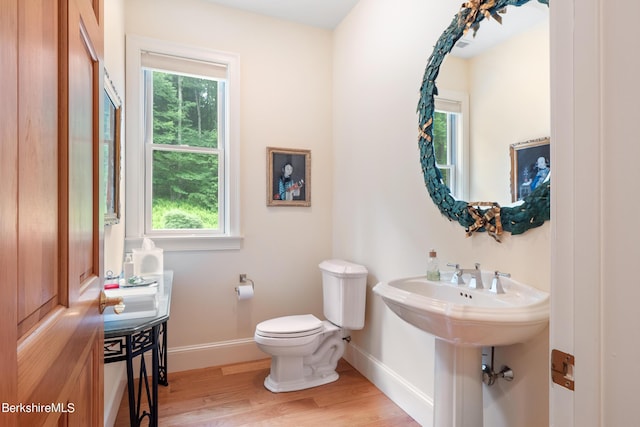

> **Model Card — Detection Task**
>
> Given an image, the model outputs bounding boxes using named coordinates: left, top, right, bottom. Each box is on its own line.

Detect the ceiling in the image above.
left=451, top=1, right=548, bottom=58
left=203, top=1, right=547, bottom=52
left=205, top=0, right=361, bottom=29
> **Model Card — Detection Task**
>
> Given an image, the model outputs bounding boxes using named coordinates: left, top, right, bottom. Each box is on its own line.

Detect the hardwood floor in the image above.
left=114, top=358, right=420, bottom=426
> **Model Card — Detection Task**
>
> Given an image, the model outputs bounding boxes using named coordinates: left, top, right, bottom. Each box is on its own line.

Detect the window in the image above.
left=143, top=63, right=224, bottom=234
left=126, top=36, right=240, bottom=250
left=432, top=92, right=469, bottom=200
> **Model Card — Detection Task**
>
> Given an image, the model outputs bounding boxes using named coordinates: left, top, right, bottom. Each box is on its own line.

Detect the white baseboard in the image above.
left=168, top=337, right=267, bottom=372
left=343, top=343, right=434, bottom=427
left=104, top=362, right=127, bottom=427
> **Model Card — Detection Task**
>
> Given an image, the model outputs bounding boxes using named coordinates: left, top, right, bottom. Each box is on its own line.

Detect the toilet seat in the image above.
left=255, top=314, right=323, bottom=339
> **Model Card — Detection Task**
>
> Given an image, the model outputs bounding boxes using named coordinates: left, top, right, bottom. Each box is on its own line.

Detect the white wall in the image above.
left=333, top=1, right=550, bottom=426
left=601, top=1, right=640, bottom=422
left=103, top=2, right=127, bottom=426
left=123, top=0, right=334, bottom=370
left=103, top=1, right=126, bottom=274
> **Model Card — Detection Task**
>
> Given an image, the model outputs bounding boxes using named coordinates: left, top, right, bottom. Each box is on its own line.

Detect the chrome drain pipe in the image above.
left=482, top=346, right=514, bottom=386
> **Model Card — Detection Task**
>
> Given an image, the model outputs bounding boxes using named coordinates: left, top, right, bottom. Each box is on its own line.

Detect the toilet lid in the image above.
left=256, top=314, right=323, bottom=338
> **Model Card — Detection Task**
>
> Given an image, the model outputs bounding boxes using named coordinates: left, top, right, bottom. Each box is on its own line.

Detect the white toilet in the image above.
left=254, top=259, right=368, bottom=393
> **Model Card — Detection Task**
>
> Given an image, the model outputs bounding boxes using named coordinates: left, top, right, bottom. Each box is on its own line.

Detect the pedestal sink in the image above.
left=373, top=272, right=549, bottom=427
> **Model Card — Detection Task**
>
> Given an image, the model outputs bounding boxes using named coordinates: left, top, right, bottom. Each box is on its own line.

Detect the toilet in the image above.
left=254, top=259, right=368, bottom=392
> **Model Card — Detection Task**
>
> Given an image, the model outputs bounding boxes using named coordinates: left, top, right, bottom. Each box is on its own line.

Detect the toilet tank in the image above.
left=319, top=259, right=368, bottom=330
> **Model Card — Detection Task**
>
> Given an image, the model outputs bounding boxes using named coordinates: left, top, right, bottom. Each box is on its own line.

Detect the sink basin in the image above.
left=373, top=272, right=549, bottom=346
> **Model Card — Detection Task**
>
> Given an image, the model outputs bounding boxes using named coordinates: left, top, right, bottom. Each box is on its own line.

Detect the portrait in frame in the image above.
left=104, top=71, right=122, bottom=225
left=510, top=137, right=550, bottom=202
left=267, top=147, right=311, bottom=207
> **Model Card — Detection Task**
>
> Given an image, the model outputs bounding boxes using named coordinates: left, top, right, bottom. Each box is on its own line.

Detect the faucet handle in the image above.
left=446, top=263, right=464, bottom=285
left=490, top=271, right=510, bottom=294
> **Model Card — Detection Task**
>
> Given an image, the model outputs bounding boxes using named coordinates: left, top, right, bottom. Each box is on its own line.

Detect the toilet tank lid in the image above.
left=319, top=259, right=368, bottom=277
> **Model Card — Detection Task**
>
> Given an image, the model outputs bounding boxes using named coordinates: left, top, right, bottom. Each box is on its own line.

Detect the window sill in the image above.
left=125, top=235, right=243, bottom=252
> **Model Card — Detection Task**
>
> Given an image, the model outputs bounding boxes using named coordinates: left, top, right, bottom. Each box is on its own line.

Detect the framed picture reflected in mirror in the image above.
left=510, top=137, right=550, bottom=202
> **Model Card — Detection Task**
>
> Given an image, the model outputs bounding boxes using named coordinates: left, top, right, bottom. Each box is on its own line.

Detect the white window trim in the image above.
left=125, top=35, right=241, bottom=251
left=435, top=89, right=469, bottom=201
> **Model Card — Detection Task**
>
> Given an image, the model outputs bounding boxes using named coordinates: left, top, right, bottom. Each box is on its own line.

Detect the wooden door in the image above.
left=0, top=0, right=105, bottom=425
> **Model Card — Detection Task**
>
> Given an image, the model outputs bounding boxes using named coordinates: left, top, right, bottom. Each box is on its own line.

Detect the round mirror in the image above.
left=418, top=0, right=550, bottom=239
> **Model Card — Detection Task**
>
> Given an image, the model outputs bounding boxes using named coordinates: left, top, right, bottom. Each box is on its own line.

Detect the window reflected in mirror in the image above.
left=434, top=93, right=469, bottom=200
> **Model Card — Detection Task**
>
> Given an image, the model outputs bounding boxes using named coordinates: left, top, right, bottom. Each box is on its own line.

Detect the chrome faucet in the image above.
left=467, top=263, right=484, bottom=289
left=490, top=271, right=510, bottom=294
left=446, top=263, right=483, bottom=288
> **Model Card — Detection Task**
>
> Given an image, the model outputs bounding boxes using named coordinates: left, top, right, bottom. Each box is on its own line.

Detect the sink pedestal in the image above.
left=434, top=340, right=483, bottom=427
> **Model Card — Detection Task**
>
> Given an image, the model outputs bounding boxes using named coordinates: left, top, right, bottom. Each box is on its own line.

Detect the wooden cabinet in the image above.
left=0, top=0, right=105, bottom=424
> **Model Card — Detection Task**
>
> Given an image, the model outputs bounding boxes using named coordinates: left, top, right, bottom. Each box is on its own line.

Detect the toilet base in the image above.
left=264, top=371, right=339, bottom=393
left=259, top=326, right=345, bottom=393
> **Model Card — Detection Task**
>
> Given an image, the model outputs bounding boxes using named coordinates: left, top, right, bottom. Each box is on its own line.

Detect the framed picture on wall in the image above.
left=267, top=147, right=311, bottom=207
left=104, top=71, right=123, bottom=226
left=510, top=137, right=550, bottom=202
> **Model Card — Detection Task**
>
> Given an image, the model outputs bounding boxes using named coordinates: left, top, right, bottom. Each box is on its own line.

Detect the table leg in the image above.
left=125, top=336, right=137, bottom=427
left=158, top=321, right=168, bottom=386
left=122, top=328, right=160, bottom=427
left=151, top=324, right=159, bottom=426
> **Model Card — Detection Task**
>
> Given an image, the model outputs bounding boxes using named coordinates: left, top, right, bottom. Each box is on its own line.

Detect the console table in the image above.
left=104, top=270, right=173, bottom=427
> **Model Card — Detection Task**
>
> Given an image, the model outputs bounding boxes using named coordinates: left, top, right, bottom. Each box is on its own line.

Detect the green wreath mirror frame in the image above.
left=418, top=0, right=550, bottom=240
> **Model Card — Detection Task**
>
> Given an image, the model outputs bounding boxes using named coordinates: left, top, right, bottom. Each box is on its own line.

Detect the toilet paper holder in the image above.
left=235, top=274, right=254, bottom=294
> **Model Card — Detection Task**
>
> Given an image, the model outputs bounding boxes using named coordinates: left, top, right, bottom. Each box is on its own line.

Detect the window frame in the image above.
left=125, top=35, right=241, bottom=251
left=434, top=90, right=469, bottom=200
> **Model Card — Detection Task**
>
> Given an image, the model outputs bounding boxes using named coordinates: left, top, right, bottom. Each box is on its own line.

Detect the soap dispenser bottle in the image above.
left=426, top=249, right=440, bottom=281
left=123, top=253, right=134, bottom=282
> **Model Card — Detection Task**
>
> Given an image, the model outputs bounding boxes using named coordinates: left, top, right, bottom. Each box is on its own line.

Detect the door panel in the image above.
left=68, top=1, right=98, bottom=291
left=17, top=0, right=60, bottom=338
left=1, top=0, right=104, bottom=425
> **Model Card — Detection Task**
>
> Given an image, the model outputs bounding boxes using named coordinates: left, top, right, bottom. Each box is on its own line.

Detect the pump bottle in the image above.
left=123, top=253, right=134, bottom=282
left=426, top=249, right=440, bottom=281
